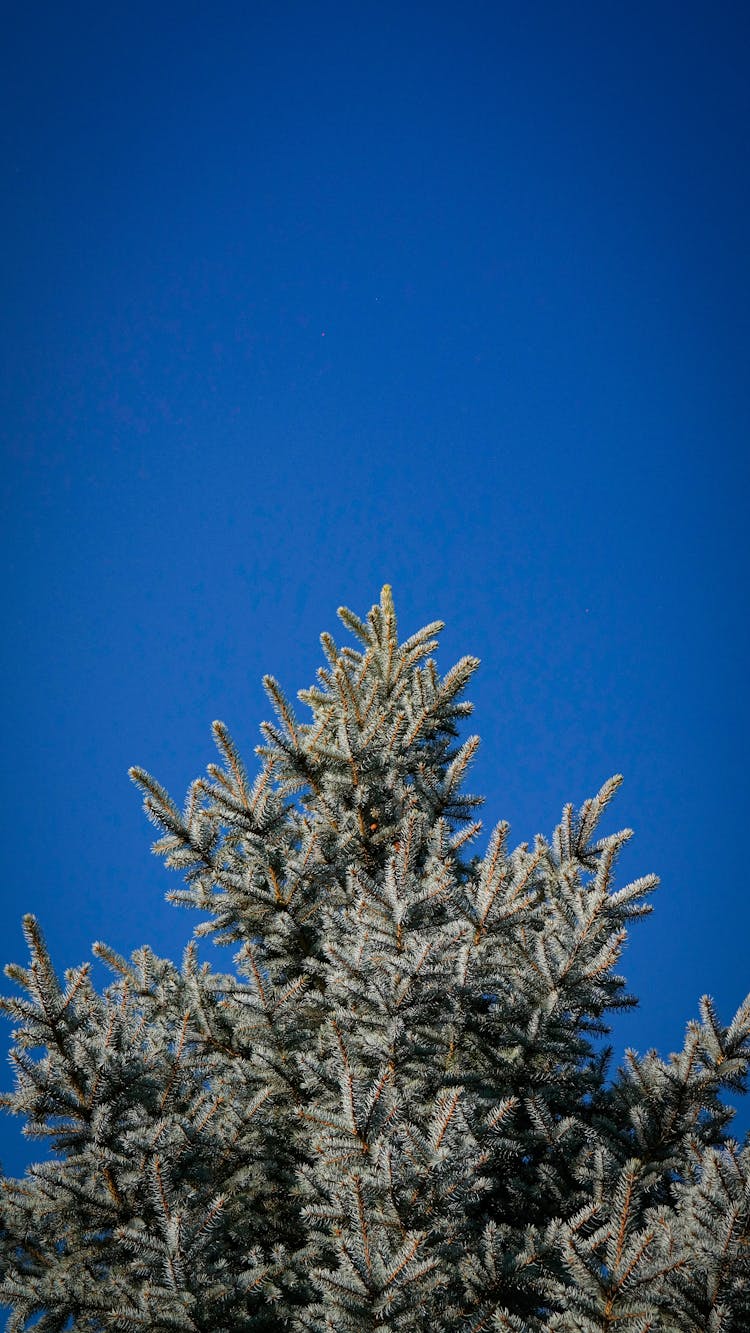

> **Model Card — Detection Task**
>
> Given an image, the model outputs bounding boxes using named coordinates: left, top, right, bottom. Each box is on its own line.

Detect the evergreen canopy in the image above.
left=2, top=588, right=748, bottom=1331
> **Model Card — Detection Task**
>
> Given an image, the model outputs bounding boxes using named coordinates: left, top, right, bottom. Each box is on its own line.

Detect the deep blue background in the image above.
left=2, top=2, right=749, bottom=1178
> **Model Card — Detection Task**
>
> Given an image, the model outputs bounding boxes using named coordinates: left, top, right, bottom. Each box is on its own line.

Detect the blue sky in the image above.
left=2, top=2, right=749, bottom=1176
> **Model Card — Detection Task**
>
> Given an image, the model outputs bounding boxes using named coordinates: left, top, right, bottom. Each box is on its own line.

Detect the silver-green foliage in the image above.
left=1, top=589, right=748, bottom=1331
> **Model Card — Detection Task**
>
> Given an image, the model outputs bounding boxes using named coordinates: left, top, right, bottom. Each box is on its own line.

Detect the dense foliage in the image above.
left=2, top=589, right=748, bottom=1331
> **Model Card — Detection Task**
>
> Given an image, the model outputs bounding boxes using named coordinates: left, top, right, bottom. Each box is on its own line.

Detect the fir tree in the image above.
left=1, top=587, right=748, bottom=1331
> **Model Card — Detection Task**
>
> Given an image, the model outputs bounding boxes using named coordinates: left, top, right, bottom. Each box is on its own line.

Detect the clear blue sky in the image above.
left=2, top=2, right=749, bottom=1177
